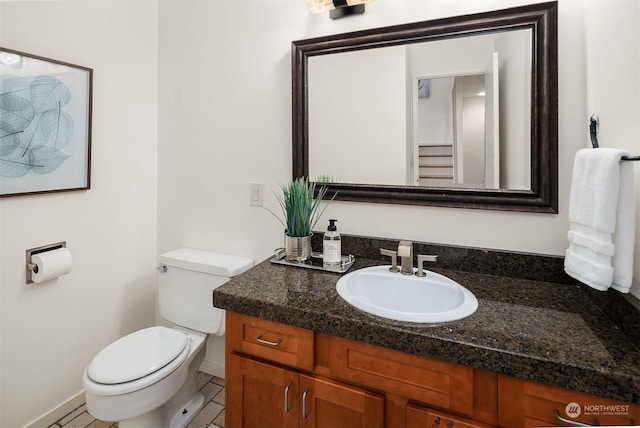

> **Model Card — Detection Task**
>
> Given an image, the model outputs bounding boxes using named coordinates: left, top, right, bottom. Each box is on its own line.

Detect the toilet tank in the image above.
left=157, top=248, right=253, bottom=335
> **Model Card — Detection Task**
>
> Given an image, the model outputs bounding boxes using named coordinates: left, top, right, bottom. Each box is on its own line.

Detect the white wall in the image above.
left=584, top=0, right=640, bottom=296
left=0, top=2, right=158, bottom=427
left=1, top=0, right=638, bottom=426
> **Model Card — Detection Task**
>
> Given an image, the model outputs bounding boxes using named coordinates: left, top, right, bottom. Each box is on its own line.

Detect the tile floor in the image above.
left=48, top=372, right=225, bottom=428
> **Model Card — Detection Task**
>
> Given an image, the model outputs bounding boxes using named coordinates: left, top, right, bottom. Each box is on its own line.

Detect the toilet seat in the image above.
left=85, top=326, right=190, bottom=396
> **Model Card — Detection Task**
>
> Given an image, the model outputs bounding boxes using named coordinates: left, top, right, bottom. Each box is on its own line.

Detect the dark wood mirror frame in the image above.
left=292, top=1, right=558, bottom=213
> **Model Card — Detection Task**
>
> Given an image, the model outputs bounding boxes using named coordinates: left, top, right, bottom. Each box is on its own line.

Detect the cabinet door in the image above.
left=227, top=354, right=299, bottom=428
left=299, top=374, right=384, bottom=428
left=407, top=403, right=494, bottom=428
left=499, top=375, right=639, bottom=427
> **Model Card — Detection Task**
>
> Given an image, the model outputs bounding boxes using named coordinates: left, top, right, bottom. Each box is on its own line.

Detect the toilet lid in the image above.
left=87, top=326, right=189, bottom=384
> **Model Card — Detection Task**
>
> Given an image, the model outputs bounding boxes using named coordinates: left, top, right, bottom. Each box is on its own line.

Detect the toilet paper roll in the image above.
left=31, top=248, right=73, bottom=283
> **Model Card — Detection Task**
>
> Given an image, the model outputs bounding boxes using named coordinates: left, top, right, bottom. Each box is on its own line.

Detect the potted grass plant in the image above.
left=265, top=177, right=333, bottom=261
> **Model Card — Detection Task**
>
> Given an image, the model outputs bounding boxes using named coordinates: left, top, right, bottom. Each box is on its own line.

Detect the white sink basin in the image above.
left=336, top=265, right=478, bottom=323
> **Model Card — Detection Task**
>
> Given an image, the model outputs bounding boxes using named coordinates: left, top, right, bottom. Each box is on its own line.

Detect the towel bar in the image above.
left=590, top=114, right=639, bottom=161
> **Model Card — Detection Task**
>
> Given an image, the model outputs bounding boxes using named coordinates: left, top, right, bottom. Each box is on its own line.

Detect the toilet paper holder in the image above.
left=26, top=241, right=67, bottom=284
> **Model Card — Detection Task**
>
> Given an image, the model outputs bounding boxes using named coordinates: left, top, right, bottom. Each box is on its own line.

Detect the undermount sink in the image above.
left=336, top=265, right=478, bottom=323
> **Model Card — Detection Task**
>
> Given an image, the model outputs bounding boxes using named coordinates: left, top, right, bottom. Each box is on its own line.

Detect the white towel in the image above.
left=564, top=148, right=636, bottom=292
left=611, top=160, right=636, bottom=292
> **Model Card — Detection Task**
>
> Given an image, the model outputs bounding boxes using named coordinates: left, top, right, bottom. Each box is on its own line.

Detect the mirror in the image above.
left=292, top=2, right=558, bottom=212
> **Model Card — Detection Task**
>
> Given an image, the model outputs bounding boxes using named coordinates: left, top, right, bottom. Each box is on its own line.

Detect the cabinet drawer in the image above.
left=227, top=312, right=314, bottom=371
left=328, top=335, right=474, bottom=416
left=499, top=375, right=640, bottom=427
left=407, top=404, right=494, bottom=428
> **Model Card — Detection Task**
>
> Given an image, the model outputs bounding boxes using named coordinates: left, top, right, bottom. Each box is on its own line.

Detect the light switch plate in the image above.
left=249, top=182, right=263, bottom=207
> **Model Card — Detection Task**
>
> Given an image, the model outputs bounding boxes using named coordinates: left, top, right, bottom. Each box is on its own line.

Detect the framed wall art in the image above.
left=0, top=47, right=92, bottom=197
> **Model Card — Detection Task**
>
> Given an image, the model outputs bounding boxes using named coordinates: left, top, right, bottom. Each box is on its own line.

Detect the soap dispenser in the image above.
left=323, top=219, right=341, bottom=266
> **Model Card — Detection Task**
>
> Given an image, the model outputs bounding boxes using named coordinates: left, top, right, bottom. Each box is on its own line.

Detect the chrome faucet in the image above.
left=397, top=241, right=413, bottom=275
left=381, top=241, right=438, bottom=277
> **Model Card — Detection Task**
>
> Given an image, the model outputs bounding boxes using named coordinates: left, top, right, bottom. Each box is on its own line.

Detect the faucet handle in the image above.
left=415, top=254, right=438, bottom=277
left=380, top=249, right=400, bottom=272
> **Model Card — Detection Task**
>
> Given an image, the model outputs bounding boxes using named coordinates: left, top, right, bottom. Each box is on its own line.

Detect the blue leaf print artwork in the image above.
left=0, top=74, right=74, bottom=177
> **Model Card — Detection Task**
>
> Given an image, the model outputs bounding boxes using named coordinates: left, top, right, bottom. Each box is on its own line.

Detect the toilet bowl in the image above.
left=82, top=249, right=253, bottom=428
left=83, top=326, right=206, bottom=427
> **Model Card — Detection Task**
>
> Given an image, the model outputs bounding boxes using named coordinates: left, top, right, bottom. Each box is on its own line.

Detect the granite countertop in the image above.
left=213, top=240, right=640, bottom=404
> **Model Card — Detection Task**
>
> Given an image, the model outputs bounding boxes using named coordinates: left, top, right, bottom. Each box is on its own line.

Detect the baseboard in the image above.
left=25, top=390, right=85, bottom=428
left=199, top=359, right=225, bottom=378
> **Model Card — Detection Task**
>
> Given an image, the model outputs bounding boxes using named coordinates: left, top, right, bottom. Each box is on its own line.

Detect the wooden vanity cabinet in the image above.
left=225, top=312, right=494, bottom=427
left=225, top=312, right=638, bottom=428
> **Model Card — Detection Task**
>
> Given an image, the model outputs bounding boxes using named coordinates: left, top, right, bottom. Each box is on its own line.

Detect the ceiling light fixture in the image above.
left=306, top=0, right=375, bottom=19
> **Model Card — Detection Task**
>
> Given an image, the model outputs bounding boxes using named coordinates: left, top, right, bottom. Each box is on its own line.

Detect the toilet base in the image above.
left=117, top=393, right=204, bottom=428
left=118, top=407, right=164, bottom=428
left=168, top=391, right=205, bottom=428
left=164, top=341, right=206, bottom=428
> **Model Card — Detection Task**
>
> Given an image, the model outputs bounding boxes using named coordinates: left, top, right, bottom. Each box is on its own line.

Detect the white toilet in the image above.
left=82, top=248, right=253, bottom=428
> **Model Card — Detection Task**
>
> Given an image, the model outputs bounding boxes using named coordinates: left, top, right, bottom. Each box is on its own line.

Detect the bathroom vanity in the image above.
left=213, top=236, right=640, bottom=427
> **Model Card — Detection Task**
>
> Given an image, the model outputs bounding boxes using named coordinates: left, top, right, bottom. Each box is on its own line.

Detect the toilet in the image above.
left=82, top=248, right=253, bottom=428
